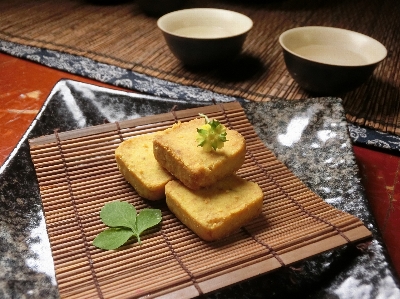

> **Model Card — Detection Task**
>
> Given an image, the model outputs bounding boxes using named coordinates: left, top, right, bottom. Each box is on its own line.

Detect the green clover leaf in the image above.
left=93, top=201, right=162, bottom=250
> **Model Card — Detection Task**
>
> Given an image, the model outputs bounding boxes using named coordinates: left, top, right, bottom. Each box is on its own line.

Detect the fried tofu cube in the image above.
left=165, top=174, right=263, bottom=241
left=115, top=133, right=174, bottom=200
left=153, top=118, right=246, bottom=190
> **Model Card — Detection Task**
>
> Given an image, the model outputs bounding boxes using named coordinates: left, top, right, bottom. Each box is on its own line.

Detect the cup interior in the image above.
left=157, top=8, right=253, bottom=39
left=279, top=26, right=387, bottom=66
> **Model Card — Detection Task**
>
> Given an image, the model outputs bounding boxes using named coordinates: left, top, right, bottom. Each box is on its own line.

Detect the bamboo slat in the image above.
left=29, top=102, right=371, bottom=299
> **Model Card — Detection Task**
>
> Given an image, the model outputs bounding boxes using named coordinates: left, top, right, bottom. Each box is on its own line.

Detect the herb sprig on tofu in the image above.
left=196, top=113, right=228, bottom=152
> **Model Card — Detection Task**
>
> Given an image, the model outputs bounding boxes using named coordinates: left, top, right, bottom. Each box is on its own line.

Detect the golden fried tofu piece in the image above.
left=153, top=118, right=246, bottom=190
left=165, top=174, right=263, bottom=241
left=115, top=133, right=174, bottom=200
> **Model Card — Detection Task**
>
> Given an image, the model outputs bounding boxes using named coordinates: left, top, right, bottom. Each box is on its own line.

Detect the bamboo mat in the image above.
left=29, top=102, right=371, bottom=299
left=2, top=0, right=399, bottom=134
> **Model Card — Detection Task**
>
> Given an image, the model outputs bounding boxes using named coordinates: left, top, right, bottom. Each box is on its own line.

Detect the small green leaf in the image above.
left=100, top=201, right=137, bottom=231
left=93, top=227, right=134, bottom=250
left=94, top=201, right=162, bottom=250
left=134, top=209, right=162, bottom=243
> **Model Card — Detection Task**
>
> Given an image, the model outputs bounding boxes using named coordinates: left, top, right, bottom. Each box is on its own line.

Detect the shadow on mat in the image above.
left=184, top=53, right=266, bottom=83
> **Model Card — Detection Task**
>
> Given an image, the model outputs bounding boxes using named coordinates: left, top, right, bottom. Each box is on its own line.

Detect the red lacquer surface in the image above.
left=0, top=53, right=128, bottom=165
left=1, top=52, right=399, bottom=279
left=353, top=145, right=400, bottom=276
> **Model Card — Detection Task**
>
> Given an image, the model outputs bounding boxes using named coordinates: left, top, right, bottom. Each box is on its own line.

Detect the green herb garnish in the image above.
left=196, top=113, right=228, bottom=152
left=93, top=201, right=162, bottom=250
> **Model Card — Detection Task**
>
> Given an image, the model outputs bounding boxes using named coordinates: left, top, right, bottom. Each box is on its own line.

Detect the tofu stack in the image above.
left=115, top=118, right=263, bottom=241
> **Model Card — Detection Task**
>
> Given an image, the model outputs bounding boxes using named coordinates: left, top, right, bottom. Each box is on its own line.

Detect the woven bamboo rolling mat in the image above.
left=1, top=0, right=400, bottom=134
left=29, top=102, right=371, bottom=299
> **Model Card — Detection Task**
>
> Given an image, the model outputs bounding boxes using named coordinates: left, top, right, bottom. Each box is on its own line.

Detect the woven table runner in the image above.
left=1, top=0, right=399, bottom=134
left=29, top=102, right=371, bottom=298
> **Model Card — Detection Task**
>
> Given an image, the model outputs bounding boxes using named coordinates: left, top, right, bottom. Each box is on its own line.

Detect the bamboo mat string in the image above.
left=115, top=121, right=124, bottom=142
left=155, top=105, right=205, bottom=296
left=215, top=100, right=286, bottom=266
left=126, top=105, right=208, bottom=295
left=160, top=229, right=203, bottom=296
left=241, top=227, right=286, bottom=267
left=54, top=129, right=104, bottom=299
left=215, top=102, right=352, bottom=244
left=170, top=105, right=179, bottom=123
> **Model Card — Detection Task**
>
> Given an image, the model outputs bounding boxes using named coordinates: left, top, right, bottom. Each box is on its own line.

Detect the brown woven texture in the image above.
left=29, top=102, right=370, bottom=299
left=1, top=0, right=399, bottom=134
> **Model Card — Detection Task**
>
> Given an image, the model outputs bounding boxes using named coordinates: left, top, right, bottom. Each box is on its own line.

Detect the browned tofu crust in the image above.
left=115, top=133, right=174, bottom=200
left=153, top=118, right=246, bottom=190
left=165, top=175, right=263, bottom=241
